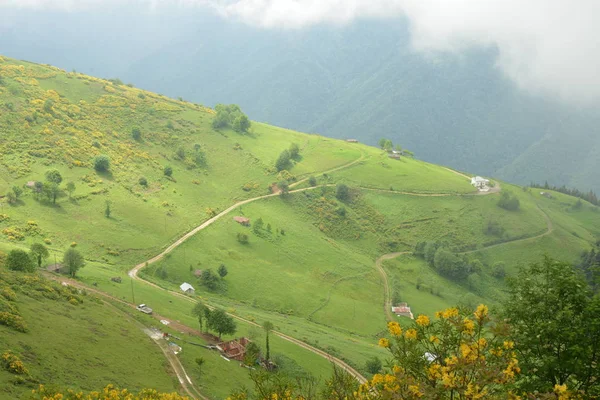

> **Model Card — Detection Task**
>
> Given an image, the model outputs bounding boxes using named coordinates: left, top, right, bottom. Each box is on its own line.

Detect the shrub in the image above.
left=131, top=126, right=141, bottom=141
left=163, top=166, right=173, bottom=177
left=93, top=154, right=110, bottom=172
left=336, top=184, right=350, bottom=201
left=492, top=261, right=506, bottom=279
left=237, top=233, right=249, bottom=244
left=497, top=191, right=520, bottom=211
left=308, top=176, right=317, bottom=186
left=365, top=356, right=382, bottom=374
left=6, top=250, right=34, bottom=272
left=0, top=312, right=28, bottom=332
left=138, top=177, right=148, bottom=186
left=1, top=352, right=28, bottom=374
left=275, top=150, right=291, bottom=172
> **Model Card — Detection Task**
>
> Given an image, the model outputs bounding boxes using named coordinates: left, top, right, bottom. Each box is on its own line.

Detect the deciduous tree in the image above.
left=63, top=248, right=85, bottom=277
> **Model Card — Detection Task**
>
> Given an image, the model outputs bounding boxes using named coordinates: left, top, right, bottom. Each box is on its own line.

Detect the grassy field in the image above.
left=0, top=270, right=178, bottom=399
left=0, top=56, right=362, bottom=267
left=2, top=55, right=599, bottom=398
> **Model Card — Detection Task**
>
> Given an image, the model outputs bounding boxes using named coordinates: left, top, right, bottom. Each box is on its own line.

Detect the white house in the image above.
left=470, top=176, right=490, bottom=190
left=179, top=282, right=195, bottom=294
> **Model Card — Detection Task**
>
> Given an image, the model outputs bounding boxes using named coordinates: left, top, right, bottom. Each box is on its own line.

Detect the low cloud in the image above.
left=2, top=0, right=599, bottom=105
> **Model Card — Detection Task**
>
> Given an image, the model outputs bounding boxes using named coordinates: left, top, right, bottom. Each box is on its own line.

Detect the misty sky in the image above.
left=1, top=0, right=599, bottom=106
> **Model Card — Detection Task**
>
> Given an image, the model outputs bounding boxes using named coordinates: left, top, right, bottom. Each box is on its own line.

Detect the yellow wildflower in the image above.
left=462, top=317, right=475, bottom=334
left=477, top=337, right=488, bottom=348
left=442, top=307, right=459, bottom=319
left=415, top=314, right=430, bottom=326
left=408, top=384, right=423, bottom=397
left=387, top=321, right=402, bottom=336
left=474, top=304, right=489, bottom=321
left=429, top=335, right=440, bottom=344
left=503, top=340, right=514, bottom=349
left=404, top=328, right=417, bottom=340
left=378, top=338, right=390, bottom=348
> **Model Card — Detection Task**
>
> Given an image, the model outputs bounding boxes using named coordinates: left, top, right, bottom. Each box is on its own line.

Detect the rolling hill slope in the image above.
left=1, top=56, right=599, bottom=398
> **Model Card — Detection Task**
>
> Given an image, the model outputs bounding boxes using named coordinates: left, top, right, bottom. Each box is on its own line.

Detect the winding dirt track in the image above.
left=374, top=252, right=410, bottom=321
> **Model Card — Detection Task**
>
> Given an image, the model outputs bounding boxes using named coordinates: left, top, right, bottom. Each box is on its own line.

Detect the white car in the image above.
left=136, top=304, right=153, bottom=314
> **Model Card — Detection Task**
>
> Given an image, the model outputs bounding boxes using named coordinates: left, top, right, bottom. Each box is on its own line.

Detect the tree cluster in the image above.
left=531, top=181, right=599, bottom=206
left=497, top=191, right=520, bottom=211
left=191, top=304, right=236, bottom=339
left=414, top=241, right=474, bottom=281
left=212, top=104, right=251, bottom=133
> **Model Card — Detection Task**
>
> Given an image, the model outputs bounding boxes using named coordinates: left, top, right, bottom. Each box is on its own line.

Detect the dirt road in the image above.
left=374, top=252, right=410, bottom=321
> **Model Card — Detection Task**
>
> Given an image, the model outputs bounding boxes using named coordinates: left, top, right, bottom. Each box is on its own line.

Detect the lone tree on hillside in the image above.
left=275, top=150, right=291, bottom=172
left=233, top=114, right=251, bottom=133
left=164, top=165, right=173, bottom=177
left=336, top=184, right=350, bottom=201
left=308, top=176, right=317, bottom=187
left=65, top=181, right=76, bottom=199
left=6, top=249, right=35, bottom=272
left=191, top=302, right=209, bottom=332
left=63, top=248, right=85, bottom=277
left=289, top=143, right=300, bottom=159
left=218, top=264, right=228, bottom=278
left=263, top=320, right=274, bottom=361
left=207, top=308, right=237, bottom=339
left=93, top=155, right=110, bottom=172
left=45, top=169, right=63, bottom=185
left=30, top=243, right=49, bottom=268
left=104, top=200, right=111, bottom=218
left=131, top=126, right=141, bottom=141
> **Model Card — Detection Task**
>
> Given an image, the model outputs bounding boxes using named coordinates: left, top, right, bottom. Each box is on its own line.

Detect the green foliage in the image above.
left=233, top=114, right=251, bottom=133
left=491, top=261, right=506, bottom=279
left=63, top=248, right=85, bottom=277
left=45, top=169, right=63, bottom=184
left=278, top=180, right=290, bottom=195
left=486, top=220, right=505, bottom=237
left=43, top=182, right=60, bottom=204
left=191, top=302, right=208, bottom=332
left=200, top=268, right=219, bottom=290
left=93, top=154, right=111, bottom=172
left=253, top=217, right=264, bottom=233
left=138, top=177, right=147, bottom=186
left=6, top=250, right=34, bottom=272
left=497, top=191, right=520, bottom=211
left=12, top=185, right=23, bottom=199
left=275, top=150, right=291, bottom=172
left=175, top=147, right=185, bottom=160
left=65, top=181, right=76, bottom=198
left=244, top=341, right=261, bottom=366
left=236, top=232, right=249, bottom=244
left=218, top=264, right=228, bottom=278
left=335, top=184, right=349, bottom=201
left=289, top=143, right=300, bottom=159
left=263, top=320, right=274, bottom=361
left=365, top=356, right=382, bottom=374
left=131, top=126, right=141, bottom=141
left=30, top=243, right=49, bottom=268
left=105, top=200, right=111, bottom=218
left=43, top=99, right=54, bottom=113
left=207, top=308, right=236, bottom=338
left=433, top=247, right=469, bottom=280
left=308, top=176, right=317, bottom=187
left=163, top=165, right=173, bottom=177
left=213, top=104, right=250, bottom=132
left=504, top=256, right=600, bottom=395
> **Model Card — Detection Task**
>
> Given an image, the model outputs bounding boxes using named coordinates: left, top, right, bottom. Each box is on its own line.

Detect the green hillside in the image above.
left=1, top=56, right=599, bottom=398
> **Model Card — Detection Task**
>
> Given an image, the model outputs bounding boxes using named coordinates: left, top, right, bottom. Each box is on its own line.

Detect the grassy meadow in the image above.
left=1, top=55, right=600, bottom=398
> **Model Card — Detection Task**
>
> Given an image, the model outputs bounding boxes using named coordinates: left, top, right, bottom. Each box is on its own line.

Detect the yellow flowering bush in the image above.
left=31, top=384, right=190, bottom=399
left=362, top=305, right=518, bottom=399
left=1, top=351, right=28, bottom=375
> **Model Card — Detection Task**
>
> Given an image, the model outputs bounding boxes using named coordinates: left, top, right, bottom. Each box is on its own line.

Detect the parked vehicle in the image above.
left=136, top=303, right=153, bottom=314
